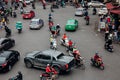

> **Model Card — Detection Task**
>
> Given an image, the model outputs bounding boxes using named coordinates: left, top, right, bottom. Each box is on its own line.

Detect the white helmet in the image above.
left=57, top=24, right=59, bottom=26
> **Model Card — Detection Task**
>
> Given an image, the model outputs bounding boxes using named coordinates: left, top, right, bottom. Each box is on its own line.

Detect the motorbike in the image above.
left=104, top=43, right=114, bottom=52
left=85, top=17, right=89, bottom=25
left=91, top=57, right=104, bottom=70
left=50, top=40, right=57, bottom=50
left=75, top=56, right=85, bottom=69
left=93, top=11, right=96, bottom=15
left=13, top=11, right=17, bottom=18
left=60, top=38, right=69, bottom=47
left=18, top=28, right=22, bottom=33
left=40, top=73, right=58, bottom=80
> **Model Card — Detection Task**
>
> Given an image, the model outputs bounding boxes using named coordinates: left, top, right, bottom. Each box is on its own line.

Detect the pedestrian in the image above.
left=42, top=0, right=46, bottom=9
left=10, top=7, right=13, bottom=17
left=4, top=25, right=11, bottom=37
left=50, top=4, right=54, bottom=12
left=32, top=2, right=35, bottom=9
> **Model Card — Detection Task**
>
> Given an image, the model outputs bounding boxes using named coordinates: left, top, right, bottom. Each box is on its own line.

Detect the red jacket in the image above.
left=94, top=54, right=100, bottom=61
left=68, top=41, right=73, bottom=46
left=46, top=66, right=51, bottom=73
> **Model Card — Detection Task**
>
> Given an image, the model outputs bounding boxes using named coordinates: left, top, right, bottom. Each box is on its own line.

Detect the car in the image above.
left=0, top=50, right=20, bottom=72
left=98, top=7, right=108, bottom=16
left=75, top=8, right=85, bottom=16
left=24, top=49, right=75, bottom=73
left=65, top=19, right=78, bottom=31
left=0, top=38, right=15, bottom=51
left=19, top=0, right=34, bottom=3
left=88, top=1, right=104, bottom=7
left=22, top=10, right=35, bottom=19
left=29, top=18, right=44, bottom=30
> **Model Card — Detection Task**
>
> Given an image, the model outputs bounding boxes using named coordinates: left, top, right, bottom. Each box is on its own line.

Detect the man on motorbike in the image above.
left=67, top=39, right=73, bottom=51
left=45, top=64, right=57, bottom=80
left=72, top=46, right=81, bottom=66
left=94, top=52, right=100, bottom=66
left=16, top=71, right=23, bottom=80
left=51, top=26, right=57, bottom=36
left=62, top=33, right=68, bottom=43
left=105, top=37, right=113, bottom=49
left=93, top=7, right=97, bottom=15
left=56, top=24, right=61, bottom=35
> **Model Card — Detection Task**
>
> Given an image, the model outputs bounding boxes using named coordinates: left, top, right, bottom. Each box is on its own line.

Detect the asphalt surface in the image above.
left=0, top=2, right=120, bottom=80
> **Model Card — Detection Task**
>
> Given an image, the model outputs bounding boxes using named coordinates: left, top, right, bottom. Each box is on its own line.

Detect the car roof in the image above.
left=31, top=19, right=40, bottom=21
left=42, top=49, right=62, bottom=58
left=77, top=8, right=84, bottom=10
left=0, top=51, right=12, bottom=58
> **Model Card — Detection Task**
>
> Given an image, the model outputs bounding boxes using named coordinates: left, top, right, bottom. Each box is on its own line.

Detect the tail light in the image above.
left=65, top=64, right=68, bottom=69
left=2, top=63, right=7, bottom=68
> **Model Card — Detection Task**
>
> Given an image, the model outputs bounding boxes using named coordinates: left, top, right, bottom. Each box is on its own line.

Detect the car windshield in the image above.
left=57, top=53, right=64, bottom=59
left=0, top=57, right=6, bottom=62
left=67, top=20, right=74, bottom=25
left=31, top=21, right=38, bottom=25
left=77, top=9, right=82, bottom=11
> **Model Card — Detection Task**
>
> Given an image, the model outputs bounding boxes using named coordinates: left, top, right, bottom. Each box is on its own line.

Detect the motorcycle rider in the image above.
left=72, top=46, right=81, bottom=65
left=56, top=24, right=61, bottom=35
left=16, top=71, right=23, bottom=80
left=62, top=33, right=68, bottom=43
left=85, top=15, right=90, bottom=25
left=45, top=64, right=57, bottom=80
left=93, top=7, right=97, bottom=15
left=51, top=26, right=57, bottom=37
left=4, top=25, right=11, bottom=37
left=105, top=37, right=113, bottom=49
left=94, top=52, right=100, bottom=66
left=67, top=39, right=73, bottom=51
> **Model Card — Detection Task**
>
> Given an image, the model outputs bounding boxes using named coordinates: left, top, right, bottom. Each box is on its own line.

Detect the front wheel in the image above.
left=25, top=61, right=33, bottom=68
left=100, top=65, right=104, bottom=70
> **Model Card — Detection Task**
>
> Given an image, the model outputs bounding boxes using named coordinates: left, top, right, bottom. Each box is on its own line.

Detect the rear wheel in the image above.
left=100, top=66, right=104, bottom=70
left=53, top=67, right=60, bottom=74
left=8, top=65, right=12, bottom=71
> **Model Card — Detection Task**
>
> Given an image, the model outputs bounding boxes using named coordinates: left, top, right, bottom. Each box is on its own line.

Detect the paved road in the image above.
left=0, top=2, right=120, bottom=80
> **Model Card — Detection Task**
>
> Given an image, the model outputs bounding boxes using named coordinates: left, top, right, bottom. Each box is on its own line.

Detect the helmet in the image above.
left=47, top=64, right=50, bottom=66
left=57, top=24, right=59, bottom=26
left=18, top=71, right=21, bottom=74
left=95, top=52, right=98, bottom=55
left=64, top=33, right=66, bottom=35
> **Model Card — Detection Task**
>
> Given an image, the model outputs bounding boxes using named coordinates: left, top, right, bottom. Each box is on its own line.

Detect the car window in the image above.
left=1, top=39, right=9, bottom=44
left=42, top=55, right=51, bottom=60
left=35, top=54, right=51, bottom=60
left=57, top=53, right=64, bottom=59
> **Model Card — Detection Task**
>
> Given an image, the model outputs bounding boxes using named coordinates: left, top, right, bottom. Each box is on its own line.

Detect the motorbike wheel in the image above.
left=40, top=76, right=47, bottom=80
left=100, top=66, right=104, bottom=70
left=80, top=64, right=85, bottom=70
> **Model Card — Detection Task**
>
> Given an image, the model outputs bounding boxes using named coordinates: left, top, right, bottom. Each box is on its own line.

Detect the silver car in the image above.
left=29, top=18, right=44, bottom=30
left=75, top=8, right=85, bottom=16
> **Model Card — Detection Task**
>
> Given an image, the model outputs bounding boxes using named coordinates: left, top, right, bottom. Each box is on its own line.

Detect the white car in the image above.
left=29, top=18, right=44, bottom=30
left=19, top=0, right=34, bottom=3
left=98, top=8, right=108, bottom=15
left=88, top=1, right=104, bottom=7
left=75, top=8, right=85, bottom=16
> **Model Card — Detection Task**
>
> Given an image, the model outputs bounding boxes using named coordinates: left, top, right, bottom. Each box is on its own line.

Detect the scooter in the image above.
left=40, top=72, right=58, bottom=80
left=86, top=18, right=89, bottom=25
left=104, top=44, right=114, bottom=52
left=91, top=57, right=104, bottom=70
left=60, top=38, right=69, bottom=47
left=18, top=28, right=22, bottom=33
left=50, top=40, right=57, bottom=50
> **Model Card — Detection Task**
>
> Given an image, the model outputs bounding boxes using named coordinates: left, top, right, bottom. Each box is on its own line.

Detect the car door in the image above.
left=33, top=54, right=44, bottom=68
left=7, top=53, right=16, bottom=66
left=1, top=39, right=11, bottom=50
